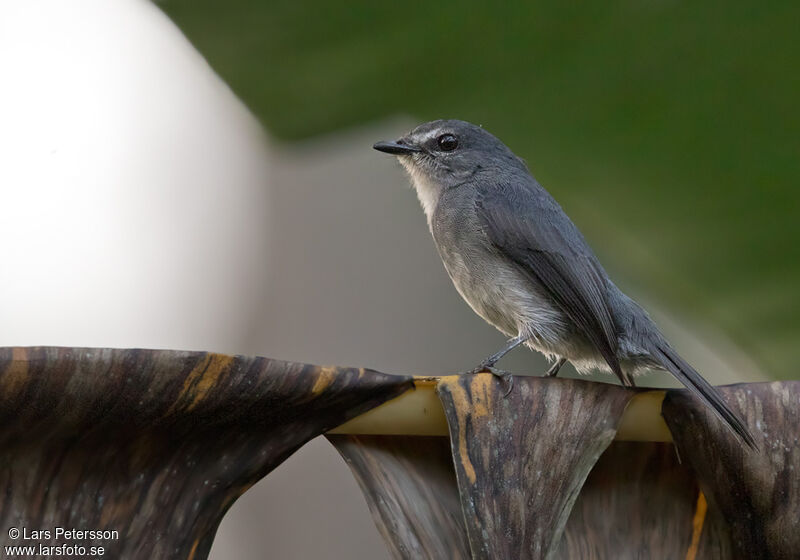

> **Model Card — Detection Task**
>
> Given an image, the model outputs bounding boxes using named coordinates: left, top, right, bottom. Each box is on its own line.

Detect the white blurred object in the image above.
left=0, top=0, right=271, bottom=353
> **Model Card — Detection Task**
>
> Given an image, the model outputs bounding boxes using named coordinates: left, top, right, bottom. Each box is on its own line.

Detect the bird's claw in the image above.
left=460, top=364, right=514, bottom=396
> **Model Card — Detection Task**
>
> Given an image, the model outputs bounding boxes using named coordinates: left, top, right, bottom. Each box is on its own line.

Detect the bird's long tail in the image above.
left=646, top=339, right=757, bottom=450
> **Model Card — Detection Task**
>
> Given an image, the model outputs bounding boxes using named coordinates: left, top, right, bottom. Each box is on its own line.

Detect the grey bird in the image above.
left=374, top=119, right=756, bottom=448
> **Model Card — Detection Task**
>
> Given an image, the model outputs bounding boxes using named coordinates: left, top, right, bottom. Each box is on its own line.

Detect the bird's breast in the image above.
left=431, top=202, right=566, bottom=345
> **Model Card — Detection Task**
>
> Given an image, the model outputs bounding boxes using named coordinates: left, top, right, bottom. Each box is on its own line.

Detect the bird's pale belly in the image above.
left=440, top=248, right=571, bottom=355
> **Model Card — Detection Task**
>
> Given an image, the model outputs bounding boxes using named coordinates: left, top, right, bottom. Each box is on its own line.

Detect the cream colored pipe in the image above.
left=329, top=377, right=673, bottom=442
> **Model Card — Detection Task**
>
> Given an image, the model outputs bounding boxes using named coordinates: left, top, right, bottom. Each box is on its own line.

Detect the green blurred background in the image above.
left=160, top=0, right=798, bottom=379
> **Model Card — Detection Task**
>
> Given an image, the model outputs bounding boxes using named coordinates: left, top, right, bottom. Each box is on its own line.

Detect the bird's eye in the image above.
left=437, top=134, right=459, bottom=152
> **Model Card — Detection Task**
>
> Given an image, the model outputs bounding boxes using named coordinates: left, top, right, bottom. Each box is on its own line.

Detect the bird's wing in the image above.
left=476, top=181, right=626, bottom=382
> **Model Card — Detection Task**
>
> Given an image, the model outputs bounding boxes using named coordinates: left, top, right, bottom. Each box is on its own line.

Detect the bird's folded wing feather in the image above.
left=476, top=182, right=623, bottom=379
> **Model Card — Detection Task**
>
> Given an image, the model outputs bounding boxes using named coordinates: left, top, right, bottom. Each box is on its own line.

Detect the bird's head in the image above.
left=373, top=119, right=527, bottom=218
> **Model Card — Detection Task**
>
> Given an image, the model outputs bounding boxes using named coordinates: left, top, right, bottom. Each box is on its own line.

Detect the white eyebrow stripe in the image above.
left=416, top=128, right=445, bottom=143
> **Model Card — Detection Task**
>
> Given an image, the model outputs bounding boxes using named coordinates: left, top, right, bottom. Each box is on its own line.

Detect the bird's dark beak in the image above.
left=373, top=139, right=421, bottom=155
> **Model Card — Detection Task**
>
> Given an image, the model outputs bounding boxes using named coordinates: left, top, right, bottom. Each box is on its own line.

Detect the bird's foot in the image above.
left=460, top=363, right=514, bottom=396
left=488, top=367, right=515, bottom=396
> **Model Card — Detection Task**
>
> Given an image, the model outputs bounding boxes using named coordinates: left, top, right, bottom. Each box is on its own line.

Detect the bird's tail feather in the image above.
left=647, top=339, right=757, bottom=450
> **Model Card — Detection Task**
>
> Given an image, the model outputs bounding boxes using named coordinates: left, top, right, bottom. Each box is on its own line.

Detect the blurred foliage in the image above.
left=160, top=0, right=799, bottom=378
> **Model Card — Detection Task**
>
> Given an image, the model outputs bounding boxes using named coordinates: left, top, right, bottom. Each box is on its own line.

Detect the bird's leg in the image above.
left=610, top=367, right=637, bottom=388
left=545, top=357, right=567, bottom=377
left=622, top=371, right=637, bottom=388
left=468, top=334, right=527, bottom=373
left=463, top=334, right=528, bottom=395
